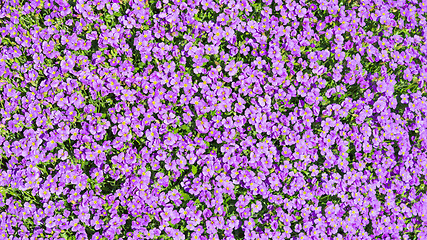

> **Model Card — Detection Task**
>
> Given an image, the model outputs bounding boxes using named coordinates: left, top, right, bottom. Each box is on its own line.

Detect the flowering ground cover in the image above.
left=1, top=0, right=427, bottom=239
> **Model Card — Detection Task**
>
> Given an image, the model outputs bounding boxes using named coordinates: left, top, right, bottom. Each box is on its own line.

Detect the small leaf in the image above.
left=181, top=193, right=190, bottom=201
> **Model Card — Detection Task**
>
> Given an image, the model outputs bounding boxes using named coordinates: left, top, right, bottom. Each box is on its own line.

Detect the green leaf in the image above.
left=181, top=193, right=190, bottom=201
left=181, top=125, right=190, bottom=133
left=192, top=165, right=197, bottom=175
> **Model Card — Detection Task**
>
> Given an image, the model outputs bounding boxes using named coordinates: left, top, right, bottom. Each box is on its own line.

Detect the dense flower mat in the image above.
left=1, top=0, right=427, bottom=239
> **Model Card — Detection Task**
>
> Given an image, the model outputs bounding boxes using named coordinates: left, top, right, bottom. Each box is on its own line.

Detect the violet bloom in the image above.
left=373, top=99, right=387, bottom=112
left=39, top=188, right=51, bottom=200
left=164, top=132, right=177, bottom=146
left=107, top=3, right=120, bottom=14
left=196, top=117, right=210, bottom=133
left=45, top=216, right=56, bottom=229
left=156, top=172, right=169, bottom=187
left=60, top=58, right=75, bottom=72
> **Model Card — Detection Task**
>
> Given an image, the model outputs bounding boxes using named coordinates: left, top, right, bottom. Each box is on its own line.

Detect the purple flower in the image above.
left=45, top=216, right=56, bottom=229
left=196, top=117, right=210, bottom=133
left=374, top=99, right=387, bottom=112
left=39, top=188, right=51, bottom=200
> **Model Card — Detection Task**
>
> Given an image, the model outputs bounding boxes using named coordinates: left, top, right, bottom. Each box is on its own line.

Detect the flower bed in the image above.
left=0, top=0, right=427, bottom=239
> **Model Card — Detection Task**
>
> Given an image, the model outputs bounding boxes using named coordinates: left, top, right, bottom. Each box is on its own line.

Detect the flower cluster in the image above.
left=0, top=0, right=427, bottom=239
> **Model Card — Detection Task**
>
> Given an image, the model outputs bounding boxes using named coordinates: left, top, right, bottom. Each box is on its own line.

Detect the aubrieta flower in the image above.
left=0, top=0, right=426, bottom=239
